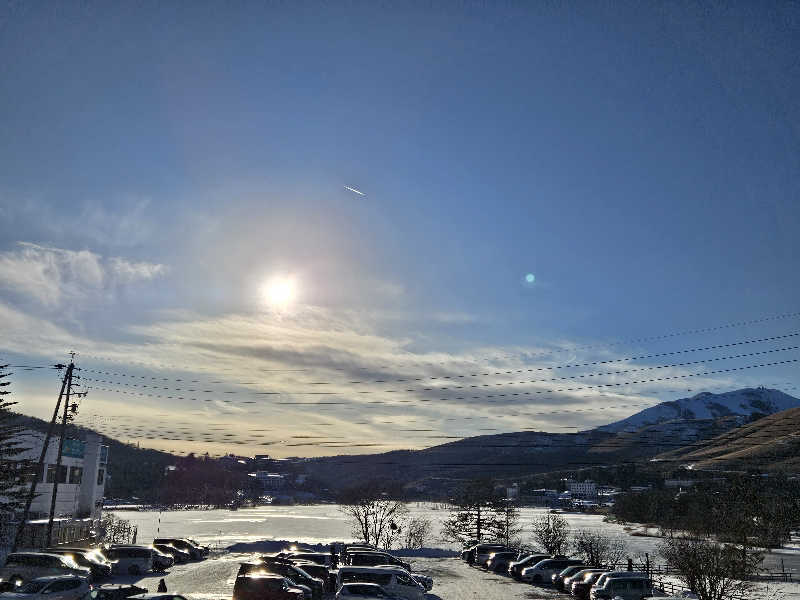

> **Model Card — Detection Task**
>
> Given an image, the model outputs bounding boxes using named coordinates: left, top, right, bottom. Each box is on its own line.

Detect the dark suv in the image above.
left=232, top=574, right=304, bottom=600
left=346, top=552, right=411, bottom=572
left=241, top=561, right=323, bottom=600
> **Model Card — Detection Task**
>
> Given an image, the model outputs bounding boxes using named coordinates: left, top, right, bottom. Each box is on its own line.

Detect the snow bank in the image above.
left=226, top=539, right=458, bottom=558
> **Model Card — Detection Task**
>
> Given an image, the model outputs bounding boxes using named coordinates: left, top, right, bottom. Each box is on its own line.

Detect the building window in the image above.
left=69, top=466, right=83, bottom=484
left=46, top=465, right=67, bottom=483
left=97, top=468, right=104, bottom=486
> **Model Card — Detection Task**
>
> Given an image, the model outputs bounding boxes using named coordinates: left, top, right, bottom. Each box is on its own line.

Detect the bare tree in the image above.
left=403, top=516, right=431, bottom=549
left=572, top=529, right=627, bottom=567
left=339, top=483, right=406, bottom=548
left=660, top=536, right=762, bottom=600
left=531, top=513, right=570, bottom=555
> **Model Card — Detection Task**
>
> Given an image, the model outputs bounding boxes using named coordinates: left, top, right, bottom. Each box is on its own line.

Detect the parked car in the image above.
left=408, top=574, right=432, bottom=592
left=571, top=571, right=608, bottom=600
left=104, top=547, right=153, bottom=576
left=151, top=548, right=174, bottom=572
left=0, top=553, right=91, bottom=586
left=128, top=594, right=191, bottom=600
left=153, top=545, right=190, bottom=564
left=285, top=554, right=332, bottom=567
left=521, top=558, right=584, bottom=583
left=346, top=553, right=411, bottom=573
left=0, top=576, right=90, bottom=600
left=85, top=585, right=148, bottom=600
left=552, top=565, right=589, bottom=591
left=184, top=540, right=210, bottom=557
left=335, top=583, right=399, bottom=600
left=232, top=574, right=304, bottom=600
left=336, top=567, right=425, bottom=600
left=45, top=550, right=112, bottom=580
left=507, top=554, right=552, bottom=579
left=591, top=571, right=649, bottom=593
left=257, top=561, right=323, bottom=600
left=287, top=562, right=332, bottom=593
left=151, top=539, right=204, bottom=560
left=590, top=575, right=653, bottom=600
left=485, top=551, right=518, bottom=573
left=472, top=545, right=510, bottom=568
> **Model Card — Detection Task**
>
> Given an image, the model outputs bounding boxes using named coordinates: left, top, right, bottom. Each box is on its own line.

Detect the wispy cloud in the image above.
left=0, top=242, right=166, bottom=308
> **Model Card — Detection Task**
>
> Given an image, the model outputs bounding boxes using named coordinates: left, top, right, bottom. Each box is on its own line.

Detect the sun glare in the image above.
left=261, top=277, right=296, bottom=307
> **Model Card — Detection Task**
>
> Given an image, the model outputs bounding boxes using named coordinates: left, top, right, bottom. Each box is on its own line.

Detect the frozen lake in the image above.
left=113, top=504, right=799, bottom=572
left=114, top=505, right=667, bottom=557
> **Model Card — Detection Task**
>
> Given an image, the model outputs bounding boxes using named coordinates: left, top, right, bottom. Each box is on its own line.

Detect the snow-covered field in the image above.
left=111, top=505, right=800, bottom=599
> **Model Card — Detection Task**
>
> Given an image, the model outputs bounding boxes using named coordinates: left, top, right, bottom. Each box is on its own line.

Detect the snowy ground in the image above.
left=105, top=552, right=561, bottom=600
left=108, top=506, right=800, bottom=599
left=112, top=505, right=800, bottom=572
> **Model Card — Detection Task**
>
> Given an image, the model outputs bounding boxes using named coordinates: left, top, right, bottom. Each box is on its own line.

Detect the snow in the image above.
left=110, top=506, right=800, bottom=598
left=598, top=388, right=800, bottom=433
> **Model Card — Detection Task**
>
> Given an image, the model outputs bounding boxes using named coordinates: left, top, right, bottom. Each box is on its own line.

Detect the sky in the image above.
left=1, top=2, right=799, bottom=457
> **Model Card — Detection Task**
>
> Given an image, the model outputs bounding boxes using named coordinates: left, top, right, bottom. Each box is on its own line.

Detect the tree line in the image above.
left=612, top=474, right=800, bottom=549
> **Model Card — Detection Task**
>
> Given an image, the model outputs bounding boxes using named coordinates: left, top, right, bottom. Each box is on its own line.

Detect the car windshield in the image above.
left=18, top=581, right=51, bottom=593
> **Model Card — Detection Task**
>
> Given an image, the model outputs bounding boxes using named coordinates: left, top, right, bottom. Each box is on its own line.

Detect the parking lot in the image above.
left=108, top=553, right=562, bottom=600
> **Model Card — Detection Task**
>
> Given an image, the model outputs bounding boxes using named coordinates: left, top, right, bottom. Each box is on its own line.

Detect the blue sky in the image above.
left=1, top=2, right=799, bottom=456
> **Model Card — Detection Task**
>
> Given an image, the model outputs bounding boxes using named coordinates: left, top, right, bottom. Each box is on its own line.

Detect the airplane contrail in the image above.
left=344, top=185, right=365, bottom=196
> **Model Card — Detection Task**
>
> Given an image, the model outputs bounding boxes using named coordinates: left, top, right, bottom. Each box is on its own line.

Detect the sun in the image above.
left=261, top=277, right=296, bottom=307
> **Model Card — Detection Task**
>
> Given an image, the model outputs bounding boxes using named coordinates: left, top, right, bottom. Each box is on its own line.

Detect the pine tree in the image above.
left=0, top=365, right=31, bottom=512
left=440, top=479, right=507, bottom=546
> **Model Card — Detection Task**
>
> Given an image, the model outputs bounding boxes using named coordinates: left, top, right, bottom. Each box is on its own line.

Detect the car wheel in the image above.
left=128, top=565, right=141, bottom=575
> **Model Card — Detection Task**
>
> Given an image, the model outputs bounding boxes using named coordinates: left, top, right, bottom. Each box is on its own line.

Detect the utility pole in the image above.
left=45, top=360, right=74, bottom=547
left=45, top=353, right=84, bottom=548
left=11, top=361, right=70, bottom=552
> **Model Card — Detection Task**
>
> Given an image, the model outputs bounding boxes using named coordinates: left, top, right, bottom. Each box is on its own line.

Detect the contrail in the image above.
left=344, top=185, right=365, bottom=196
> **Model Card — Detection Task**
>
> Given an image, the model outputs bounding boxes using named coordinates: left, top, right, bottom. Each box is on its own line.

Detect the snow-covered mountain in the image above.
left=597, top=387, right=800, bottom=433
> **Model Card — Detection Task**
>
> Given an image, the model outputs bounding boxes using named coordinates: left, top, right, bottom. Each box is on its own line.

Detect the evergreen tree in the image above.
left=440, top=479, right=507, bottom=546
left=0, top=365, right=32, bottom=539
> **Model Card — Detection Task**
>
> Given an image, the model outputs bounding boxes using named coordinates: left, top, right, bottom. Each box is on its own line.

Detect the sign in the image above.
left=62, top=438, right=85, bottom=458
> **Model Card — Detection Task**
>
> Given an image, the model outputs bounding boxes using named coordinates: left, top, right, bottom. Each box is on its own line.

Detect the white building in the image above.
left=568, top=480, right=597, bottom=498
left=13, top=431, right=108, bottom=520
left=255, top=472, right=286, bottom=491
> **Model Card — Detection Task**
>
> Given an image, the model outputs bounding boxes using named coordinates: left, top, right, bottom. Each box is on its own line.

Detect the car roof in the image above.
left=27, top=576, right=86, bottom=582
left=9, top=552, right=69, bottom=560
left=338, top=566, right=407, bottom=574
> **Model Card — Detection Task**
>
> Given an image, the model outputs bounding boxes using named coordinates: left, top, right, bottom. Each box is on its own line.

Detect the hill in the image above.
left=306, top=387, right=800, bottom=493
left=654, top=406, right=800, bottom=473
left=597, top=387, right=799, bottom=433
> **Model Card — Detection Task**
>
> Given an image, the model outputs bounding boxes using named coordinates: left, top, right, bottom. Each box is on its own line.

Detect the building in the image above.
left=568, top=480, right=597, bottom=498
left=12, top=430, right=108, bottom=520
left=255, top=472, right=286, bottom=491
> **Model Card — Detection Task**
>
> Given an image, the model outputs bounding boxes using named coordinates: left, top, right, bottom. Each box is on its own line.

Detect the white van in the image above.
left=591, top=573, right=652, bottom=600
left=104, top=547, right=154, bottom=575
left=0, top=553, right=91, bottom=585
left=336, top=567, right=425, bottom=600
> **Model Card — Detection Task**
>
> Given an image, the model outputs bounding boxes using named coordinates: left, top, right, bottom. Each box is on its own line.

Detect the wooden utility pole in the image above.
left=45, top=358, right=76, bottom=547
left=11, top=361, right=70, bottom=552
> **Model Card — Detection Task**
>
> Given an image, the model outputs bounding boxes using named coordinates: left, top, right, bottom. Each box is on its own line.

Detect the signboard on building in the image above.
left=62, top=439, right=85, bottom=458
